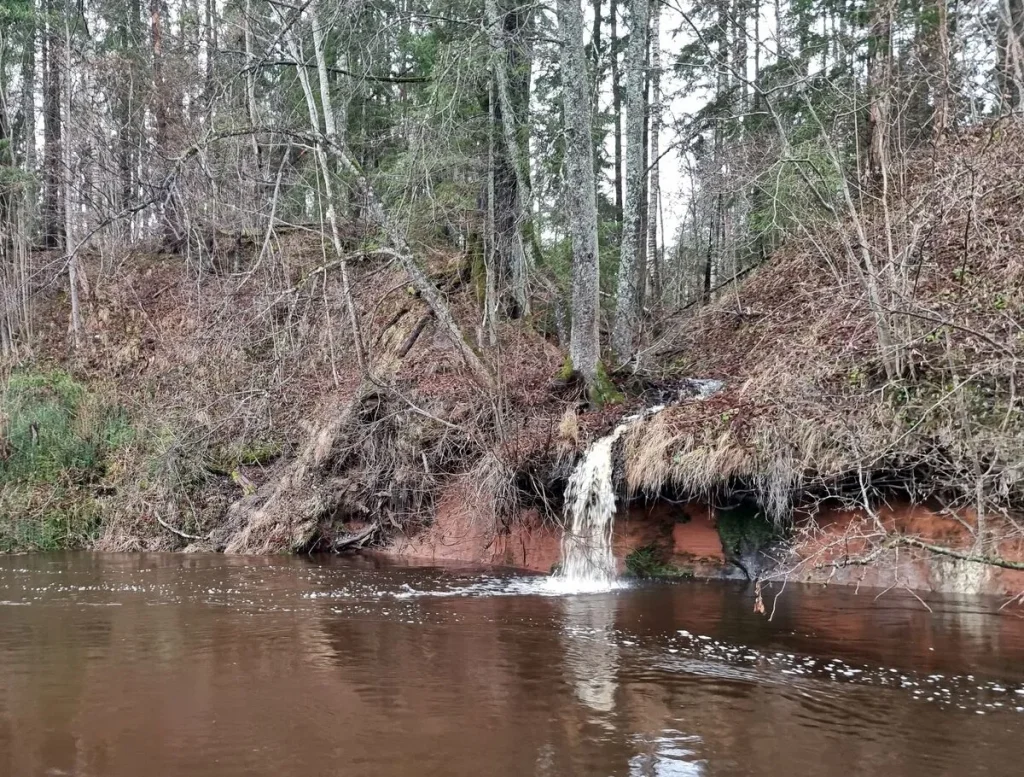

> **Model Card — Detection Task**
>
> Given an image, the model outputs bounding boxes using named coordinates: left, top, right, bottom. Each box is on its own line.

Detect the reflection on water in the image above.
left=0, top=553, right=1023, bottom=777
left=629, top=731, right=705, bottom=777
left=561, top=594, right=619, bottom=713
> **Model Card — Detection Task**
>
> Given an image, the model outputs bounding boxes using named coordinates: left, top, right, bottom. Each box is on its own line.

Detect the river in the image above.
left=1, top=553, right=1023, bottom=776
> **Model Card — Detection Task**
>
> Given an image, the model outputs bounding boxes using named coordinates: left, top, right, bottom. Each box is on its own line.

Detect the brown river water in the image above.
left=2, top=553, right=1024, bottom=777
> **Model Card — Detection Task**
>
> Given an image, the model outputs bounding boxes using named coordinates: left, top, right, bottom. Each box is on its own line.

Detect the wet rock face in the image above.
left=714, top=502, right=782, bottom=581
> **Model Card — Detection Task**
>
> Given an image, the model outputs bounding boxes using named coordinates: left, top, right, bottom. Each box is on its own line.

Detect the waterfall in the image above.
left=550, top=379, right=725, bottom=594
left=551, top=406, right=664, bottom=593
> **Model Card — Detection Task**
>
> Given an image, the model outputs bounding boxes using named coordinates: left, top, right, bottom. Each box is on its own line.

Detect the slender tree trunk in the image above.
left=287, top=3, right=366, bottom=372
left=931, top=0, right=953, bottom=138
left=998, top=0, right=1024, bottom=111
left=558, top=0, right=601, bottom=388
left=150, top=0, right=182, bottom=244
left=733, top=0, right=748, bottom=118
left=19, top=11, right=37, bottom=235
left=646, top=0, right=661, bottom=305
left=612, top=0, right=648, bottom=364
left=610, top=0, right=623, bottom=223
left=865, top=0, right=894, bottom=184
left=203, top=0, right=217, bottom=112
left=485, top=0, right=536, bottom=317
left=63, top=8, right=81, bottom=347
left=244, top=0, right=264, bottom=185
left=150, top=0, right=167, bottom=147
left=114, top=0, right=140, bottom=240
left=42, top=0, right=64, bottom=249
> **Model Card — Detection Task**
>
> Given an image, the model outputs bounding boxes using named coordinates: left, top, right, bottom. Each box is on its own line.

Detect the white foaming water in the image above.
left=549, top=405, right=666, bottom=594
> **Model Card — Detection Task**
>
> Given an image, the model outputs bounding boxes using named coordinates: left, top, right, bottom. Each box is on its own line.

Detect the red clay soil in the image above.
left=385, top=485, right=1024, bottom=596
left=386, top=483, right=730, bottom=577
left=789, top=503, right=1024, bottom=596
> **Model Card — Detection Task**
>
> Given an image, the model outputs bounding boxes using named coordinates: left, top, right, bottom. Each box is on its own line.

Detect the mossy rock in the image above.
left=624, top=544, right=692, bottom=579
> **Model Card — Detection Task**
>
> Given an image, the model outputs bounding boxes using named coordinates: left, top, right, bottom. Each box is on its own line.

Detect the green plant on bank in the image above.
left=0, top=370, right=134, bottom=551
left=624, top=544, right=692, bottom=579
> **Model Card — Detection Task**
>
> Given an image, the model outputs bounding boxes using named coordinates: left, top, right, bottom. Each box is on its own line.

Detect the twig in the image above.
left=155, top=515, right=204, bottom=541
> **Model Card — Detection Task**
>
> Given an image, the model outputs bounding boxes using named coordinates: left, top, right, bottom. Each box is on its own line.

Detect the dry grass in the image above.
left=626, top=121, right=1024, bottom=524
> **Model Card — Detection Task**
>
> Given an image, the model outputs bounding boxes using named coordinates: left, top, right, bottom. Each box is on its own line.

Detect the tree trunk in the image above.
left=42, top=0, right=64, bottom=249
left=244, top=0, right=264, bottom=187
left=646, top=0, right=661, bottom=305
left=485, top=0, right=536, bottom=317
left=150, top=0, right=182, bottom=244
left=930, top=0, right=953, bottom=138
left=19, top=9, right=37, bottom=235
left=612, top=0, right=648, bottom=364
left=865, top=0, right=894, bottom=184
left=610, top=0, right=623, bottom=223
left=114, top=0, right=141, bottom=240
left=732, top=0, right=748, bottom=118
left=558, top=0, right=602, bottom=388
left=285, top=3, right=366, bottom=372
left=62, top=8, right=81, bottom=347
left=998, top=0, right=1024, bottom=111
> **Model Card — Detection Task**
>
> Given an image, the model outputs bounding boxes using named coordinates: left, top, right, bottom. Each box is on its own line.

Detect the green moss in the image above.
left=219, top=439, right=282, bottom=468
left=556, top=357, right=623, bottom=407
left=716, top=503, right=779, bottom=558
left=557, top=354, right=575, bottom=381
left=624, top=545, right=692, bottom=579
left=588, top=362, right=624, bottom=407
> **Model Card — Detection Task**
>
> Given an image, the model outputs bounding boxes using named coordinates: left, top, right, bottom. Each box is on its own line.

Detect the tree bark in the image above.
left=42, top=0, right=64, bottom=249
left=998, top=0, right=1024, bottom=112
left=244, top=0, right=264, bottom=187
left=612, top=0, right=648, bottom=364
left=929, top=0, right=953, bottom=138
left=485, top=0, right=536, bottom=317
left=558, top=0, right=602, bottom=387
left=610, top=0, right=623, bottom=222
left=865, top=0, right=894, bottom=184
left=646, top=0, right=661, bottom=305
left=62, top=7, right=81, bottom=347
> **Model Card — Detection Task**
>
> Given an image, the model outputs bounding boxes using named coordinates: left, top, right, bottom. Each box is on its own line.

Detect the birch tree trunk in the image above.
left=557, top=0, right=601, bottom=388
left=612, top=0, right=648, bottom=364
